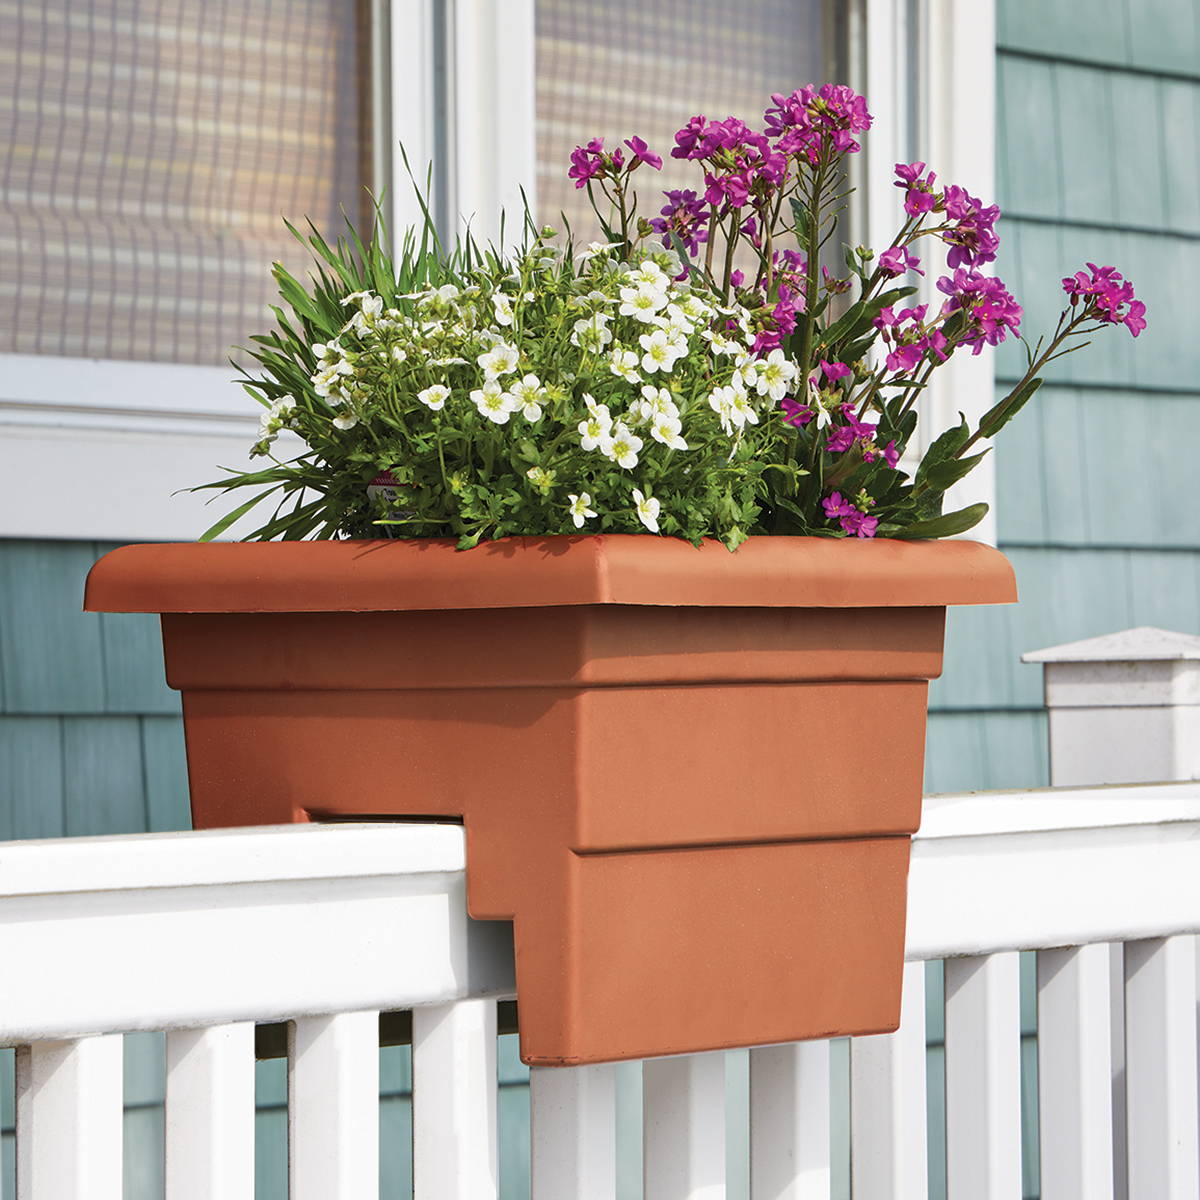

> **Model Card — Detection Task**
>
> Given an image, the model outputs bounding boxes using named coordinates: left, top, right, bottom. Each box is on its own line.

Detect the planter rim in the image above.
left=84, top=535, right=1016, bottom=613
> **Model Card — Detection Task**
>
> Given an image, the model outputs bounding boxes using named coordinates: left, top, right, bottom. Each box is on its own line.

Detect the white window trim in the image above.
left=389, top=0, right=536, bottom=249
left=0, top=354, right=270, bottom=541
left=853, top=0, right=999, bottom=545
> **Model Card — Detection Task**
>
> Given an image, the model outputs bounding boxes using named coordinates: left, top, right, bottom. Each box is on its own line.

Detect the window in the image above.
left=0, top=0, right=370, bottom=366
left=535, top=0, right=832, bottom=239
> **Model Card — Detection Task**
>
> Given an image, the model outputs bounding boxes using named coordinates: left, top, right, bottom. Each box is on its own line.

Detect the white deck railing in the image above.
left=1, top=783, right=1198, bottom=1199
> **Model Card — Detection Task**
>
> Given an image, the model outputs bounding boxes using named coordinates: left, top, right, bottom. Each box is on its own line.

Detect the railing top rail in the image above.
left=908, top=781, right=1200, bottom=962
left=0, top=820, right=467, bottom=897
left=917, top=780, right=1200, bottom=840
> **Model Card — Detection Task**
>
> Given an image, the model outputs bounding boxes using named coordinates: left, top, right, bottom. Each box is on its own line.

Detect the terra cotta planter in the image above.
left=85, top=535, right=1015, bottom=1065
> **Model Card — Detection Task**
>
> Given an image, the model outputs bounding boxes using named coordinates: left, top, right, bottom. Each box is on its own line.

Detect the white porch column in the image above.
left=1022, top=626, right=1200, bottom=786
left=1024, top=626, right=1200, bottom=1200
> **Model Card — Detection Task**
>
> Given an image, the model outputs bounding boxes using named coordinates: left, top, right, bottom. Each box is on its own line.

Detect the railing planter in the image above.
left=85, top=534, right=1014, bottom=1064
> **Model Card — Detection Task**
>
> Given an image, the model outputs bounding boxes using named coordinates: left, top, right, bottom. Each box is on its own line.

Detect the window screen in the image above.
left=536, top=0, right=830, bottom=241
left=0, top=0, right=369, bottom=366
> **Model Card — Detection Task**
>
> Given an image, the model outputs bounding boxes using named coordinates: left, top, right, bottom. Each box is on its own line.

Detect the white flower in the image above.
left=477, top=342, right=520, bottom=379
left=311, top=361, right=353, bottom=397
left=662, top=303, right=696, bottom=335
left=470, top=380, right=518, bottom=424
left=390, top=345, right=408, bottom=364
left=492, top=292, right=514, bottom=327
left=675, top=293, right=711, bottom=321
left=733, top=362, right=758, bottom=393
left=638, top=328, right=686, bottom=374
left=609, top=348, right=641, bottom=382
left=579, top=241, right=623, bottom=263
left=257, top=395, right=297, bottom=441
left=635, top=384, right=678, bottom=423
left=568, top=493, right=597, bottom=528
left=509, top=373, right=546, bottom=421
left=570, top=312, right=613, bottom=351
left=618, top=284, right=669, bottom=323
left=729, top=390, right=760, bottom=428
left=332, top=412, right=359, bottom=431
left=650, top=412, right=688, bottom=450
left=703, top=328, right=739, bottom=356
left=627, top=260, right=669, bottom=290
left=708, top=385, right=737, bottom=435
left=311, top=339, right=342, bottom=361
left=417, top=384, right=450, bottom=411
left=632, top=488, right=661, bottom=533
left=600, top=422, right=643, bottom=469
left=577, top=402, right=612, bottom=451
left=755, top=349, right=798, bottom=401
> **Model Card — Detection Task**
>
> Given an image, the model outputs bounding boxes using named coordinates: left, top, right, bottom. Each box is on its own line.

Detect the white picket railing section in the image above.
left=1, top=783, right=1198, bottom=1199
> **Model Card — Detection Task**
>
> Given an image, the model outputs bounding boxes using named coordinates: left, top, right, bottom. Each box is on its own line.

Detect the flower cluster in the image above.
left=1062, top=263, right=1147, bottom=336
left=208, top=84, right=1146, bottom=547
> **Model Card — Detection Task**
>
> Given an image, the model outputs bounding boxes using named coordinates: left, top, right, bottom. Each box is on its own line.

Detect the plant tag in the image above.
left=367, top=470, right=416, bottom=535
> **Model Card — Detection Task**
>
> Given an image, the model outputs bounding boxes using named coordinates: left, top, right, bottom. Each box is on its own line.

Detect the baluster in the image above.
left=1124, top=937, right=1199, bottom=1199
left=288, top=1011, right=380, bottom=1200
left=412, top=998, right=499, bottom=1200
left=943, top=952, right=1022, bottom=1199
left=530, top=1062, right=616, bottom=1199
left=850, top=959, right=929, bottom=1200
left=1036, top=944, right=1114, bottom=1199
left=165, top=1023, right=255, bottom=1200
left=643, top=1052, right=725, bottom=1200
left=750, top=1038, right=831, bottom=1200
left=15, top=1035, right=123, bottom=1200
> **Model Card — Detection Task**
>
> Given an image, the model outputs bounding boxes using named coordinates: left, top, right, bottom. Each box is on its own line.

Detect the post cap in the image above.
left=1022, top=626, right=1200, bottom=665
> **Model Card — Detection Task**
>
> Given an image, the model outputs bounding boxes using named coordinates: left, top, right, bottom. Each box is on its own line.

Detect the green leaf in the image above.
left=789, top=198, right=810, bottom=242
left=891, top=502, right=989, bottom=539
left=914, top=415, right=970, bottom=486
left=978, top=376, right=1043, bottom=439
left=198, top=488, right=283, bottom=541
left=915, top=448, right=989, bottom=494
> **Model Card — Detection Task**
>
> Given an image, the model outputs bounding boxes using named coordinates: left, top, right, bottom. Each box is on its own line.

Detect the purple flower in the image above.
left=822, top=491, right=855, bottom=519
left=883, top=439, right=899, bottom=468
left=878, top=244, right=924, bottom=277
left=941, top=185, right=1001, bottom=268
left=842, top=509, right=879, bottom=538
left=624, top=136, right=663, bottom=171
left=937, top=268, right=1023, bottom=353
left=820, top=360, right=851, bottom=382
left=885, top=342, right=924, bottom=374
left=822, top=492, right=878, bottom=538
left=671, top=115, right=722, bottom=160
left=893, top=161, right=939, bottom=217
left=1062, top=263, right=1147, bottom=337
left=822, top=266, right=852, bottom=295
left=780, top=397, right=814, bottom=427
left=766, top=85, right=872, bottom=164
left=568, top=138, right=607, bottom=188
left=825, top=425, right=855, bottom=452
left=825, top=410, right=876, bottom=453
left=650, top=189, right=709, bottom=255
left=696, top=120, right=788, bottom=211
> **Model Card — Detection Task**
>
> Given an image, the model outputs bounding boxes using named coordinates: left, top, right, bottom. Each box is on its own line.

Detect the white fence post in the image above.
left=1025, top=626, right=1200, bottom=1200
left=15, top=1035, right=124, bottom=1200
left=165, top=1023, right=255, bottom=1200
left=1023, top=626, right=1200, bottom=787
left=530, top=1063, right=617, bottom=1199
left=643, top=1053, right=726, bottom=1200
left=411, top=998, right=499, bottom=1200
